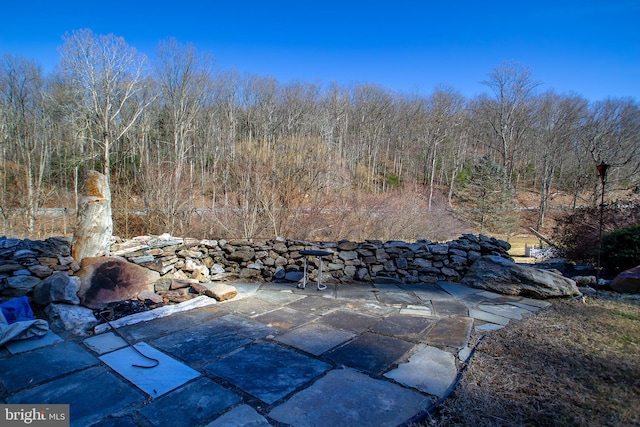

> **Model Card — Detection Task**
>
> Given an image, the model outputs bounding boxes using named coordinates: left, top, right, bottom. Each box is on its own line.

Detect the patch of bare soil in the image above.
left=421, top=294, right=640, bottom=427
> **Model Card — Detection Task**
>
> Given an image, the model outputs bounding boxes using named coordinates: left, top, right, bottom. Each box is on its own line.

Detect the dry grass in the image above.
left=418, top=293, right=640, bottom=427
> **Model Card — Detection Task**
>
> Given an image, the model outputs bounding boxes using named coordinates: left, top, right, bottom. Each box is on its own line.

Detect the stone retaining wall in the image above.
left=0, top=233, right=512, bottom=301
left=110, top=233, right=512, bottom=286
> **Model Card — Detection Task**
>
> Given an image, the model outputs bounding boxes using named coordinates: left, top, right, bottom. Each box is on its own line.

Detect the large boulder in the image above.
left=45, top=303, right=97, bottom=335
left=610, top=265, right=640, bottom=294
left=32, top=272, right=81, bottom=305
left=462, top=255, right=581, bottom=299
left=75, top=257, right=160, bottom=309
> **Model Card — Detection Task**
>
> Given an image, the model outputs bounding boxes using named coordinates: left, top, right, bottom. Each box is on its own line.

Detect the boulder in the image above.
left=462, top=255, right=581, bottom=299
left=204, top=283, right=237, bottom=301
left=75, top=257, right=160, bottom=309
left=610, top=265, right=640, bottom=294
left=45, top=303, right=97, bottom=335
left=32, top=272, right=80, bottom=305
left=4, top=275, right=42, bottom=297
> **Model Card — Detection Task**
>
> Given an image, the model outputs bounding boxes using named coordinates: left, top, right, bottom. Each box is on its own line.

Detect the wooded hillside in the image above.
left=1, top=30, right=639, bottom=240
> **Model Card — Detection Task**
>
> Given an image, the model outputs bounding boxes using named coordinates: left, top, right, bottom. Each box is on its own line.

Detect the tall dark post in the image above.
left=596, top=161, right=609, bottom=279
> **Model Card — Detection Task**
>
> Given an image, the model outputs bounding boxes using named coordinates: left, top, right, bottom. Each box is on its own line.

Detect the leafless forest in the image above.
left=1, top=30, right=639, bottom=241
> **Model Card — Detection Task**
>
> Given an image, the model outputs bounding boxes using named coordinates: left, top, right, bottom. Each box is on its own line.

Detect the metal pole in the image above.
left=596, top=161, right=609, bottom=279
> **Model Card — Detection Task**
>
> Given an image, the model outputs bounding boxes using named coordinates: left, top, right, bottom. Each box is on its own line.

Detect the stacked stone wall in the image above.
left=0, top=234, right=512, bottom=301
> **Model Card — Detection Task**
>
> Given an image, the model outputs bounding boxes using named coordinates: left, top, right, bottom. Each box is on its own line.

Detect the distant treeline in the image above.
left=1, top=30, right=638, bottom=239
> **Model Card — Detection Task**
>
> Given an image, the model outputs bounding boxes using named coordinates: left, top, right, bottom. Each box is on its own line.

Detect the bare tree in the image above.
left=478, top=62, right=540, bottom=181
left=531, top=92, right=587, bottom=229
left=0, top=55, right=50, bottom=236
left=59, top=29, right=150, bottom=184
left=579, top=98, right=640, bottom=203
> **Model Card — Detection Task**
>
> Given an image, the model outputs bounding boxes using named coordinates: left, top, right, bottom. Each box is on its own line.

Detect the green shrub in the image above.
left=600, top=224, right=640, bottom=275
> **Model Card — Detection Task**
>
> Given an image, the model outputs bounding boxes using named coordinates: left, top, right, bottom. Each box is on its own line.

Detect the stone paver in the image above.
left=371, top=314, right=436, bottom=342
left=0, top=342, right=97, bottom=392
left=138, top=377, right=241, bottom=426
left=99, top=342, right=200, bottom=397
left=83, top=331, right=128, bottom=354
left=477, top=303, right=531, bottom=320
left=5, top=330, right=64, bottom=354
left=253, top=306, right=318, bottom=330
left=425, top=316, right=474, bottom=349
left=269, top=368, right=431, bottom=427
left=285, top=294, right=343, bottom=315
left=275, top=322, right=355, bottom=355
left=438, top=281, right=483, bottom=298
left=385, top=345, right=458, bottom=397
left=375, top=291, right=422, bottom=305
left=150, top=316, right=254, bottom=366
left=0, top=279, right=555, bottom=427
left=432, top=299, right=469, bottom=317
left=117, top=305, right=226, bottom=341
left=468, top=307, right=511, bottom=325
left=205, top=341, right=331, bottom=404
left=205, top=404, right=271, bottom=427
left=401, top=283, right=454, bottom=301
left=8, top=366, right=144, bottom=427
left=325, top=332, right=414, bottom=375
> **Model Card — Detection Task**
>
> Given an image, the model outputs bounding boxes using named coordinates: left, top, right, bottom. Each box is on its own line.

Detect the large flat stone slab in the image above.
left=438, top=282, right=482, bottom=298
left=385, top=345, right=457, bottom=397
left=269, top=368, right=430, bottom=426
left=83, top=332, right=128, bottom=354
left=424, top=316, right=474, bottom=349
left=286, top=294, right=343, bottom=315
left=209, top=313, right=278, bottom=339
left=0, top=342, right=97, bottom=392
left=399, top=305, right=433, bottom=317
left=99, top=342, right=200, bottom=397
left=205, top=341, right=330, bottom=404
left=255, top=290, right=305, bottom=305
left=219, top=297, right=278, bottom=316
left=318, top=310, right=381, bottom=333
left=204, top=404, right=271, bottom=427
left=477, top=304, right=531, bottom=320
left=150, top=316, right=255, bottom=366
left=139, top=377, right=241, bottom=427
left=116, top=305, right=226, bottom=341
left=371, top=314, right=437, bottom=342
left=468, top=308, right=511, bottom=325
left=5, top=330, right=64, bottom=354
left=375, top=291, right=422, bottom=305
left=325, top=332, right=414, bottom=375
left=336, top=285, right=378, bottom=301
left=253, top=307, right=318, bottom=330
left=401, top=284, right=454, bottom=301
left=8, top=366, right=144, bottom=427
left=275, top=322, right=356, bottom=355
left=432, top=300, right=470, bottom=317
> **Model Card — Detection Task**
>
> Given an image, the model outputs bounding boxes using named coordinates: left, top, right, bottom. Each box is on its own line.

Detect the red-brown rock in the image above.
left=611, top=265, right=640, bottom=294
left=75, top=257, right=160, bottom=309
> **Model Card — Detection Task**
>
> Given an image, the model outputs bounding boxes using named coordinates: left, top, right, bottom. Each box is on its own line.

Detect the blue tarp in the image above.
left=0, top=296, right=34, bottom=324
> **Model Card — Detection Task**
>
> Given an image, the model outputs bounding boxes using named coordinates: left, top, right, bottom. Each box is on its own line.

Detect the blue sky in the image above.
left=1, top=0, right=638, bottom=101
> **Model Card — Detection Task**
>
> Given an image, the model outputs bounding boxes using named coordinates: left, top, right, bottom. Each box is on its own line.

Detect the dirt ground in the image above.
left=417, top=293, right=640, bottom=427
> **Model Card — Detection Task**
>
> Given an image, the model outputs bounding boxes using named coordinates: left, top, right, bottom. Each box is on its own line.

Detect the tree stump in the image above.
left=71, top=171, right=113, bottom=263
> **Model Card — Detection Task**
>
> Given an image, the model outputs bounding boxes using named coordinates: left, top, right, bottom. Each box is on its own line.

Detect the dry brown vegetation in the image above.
left=420, top=294, right=640, bottom=427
